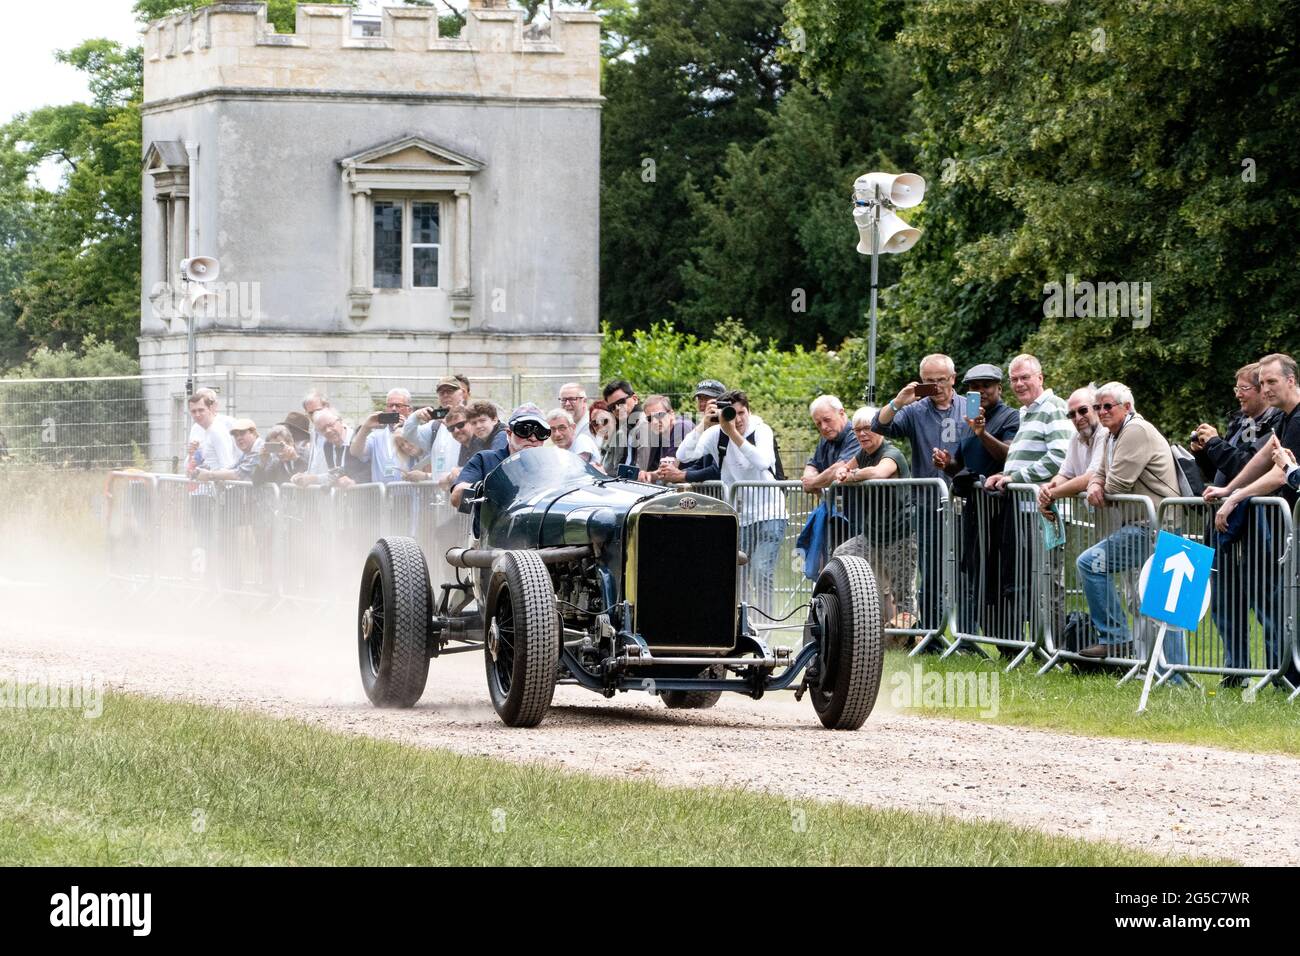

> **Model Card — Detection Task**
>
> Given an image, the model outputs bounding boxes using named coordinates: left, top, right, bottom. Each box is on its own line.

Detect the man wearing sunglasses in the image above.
left=600, top=379, right=652, bottom=475
left=402, top=375, right=471, bottom=485
left=639, top=394, right=694, bottom=482
left=451, top=406, right=552, bottom=518
left=1203, top=353, right=1300, bottom=687
left=1038, top=385, right=1105, bottom=509
left=1077, top=382, right=1186, bottom=674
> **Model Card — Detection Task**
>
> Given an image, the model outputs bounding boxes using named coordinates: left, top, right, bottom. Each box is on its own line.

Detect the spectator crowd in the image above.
left=181, top=350, right=1300, bottom=686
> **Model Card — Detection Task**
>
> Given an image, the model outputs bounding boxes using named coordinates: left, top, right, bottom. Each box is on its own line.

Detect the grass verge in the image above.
left=0, top=689, right=1212, bottom=866
left=885, top=649, right=1300, bottom=755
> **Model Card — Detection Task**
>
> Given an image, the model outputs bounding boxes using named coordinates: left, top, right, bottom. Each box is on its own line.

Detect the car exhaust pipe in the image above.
left=445, top=545, right=594, bottom=569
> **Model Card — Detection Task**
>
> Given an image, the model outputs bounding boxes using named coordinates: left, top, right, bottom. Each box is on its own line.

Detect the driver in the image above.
left=450, top=404, right=551, bottom=520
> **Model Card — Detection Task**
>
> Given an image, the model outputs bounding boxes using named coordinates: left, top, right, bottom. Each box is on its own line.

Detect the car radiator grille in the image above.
left=634, top=513, right=736, bottom=651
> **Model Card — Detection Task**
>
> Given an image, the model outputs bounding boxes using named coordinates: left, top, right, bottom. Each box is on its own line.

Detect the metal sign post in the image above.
left=1135, top=530, right=1214, bottom=712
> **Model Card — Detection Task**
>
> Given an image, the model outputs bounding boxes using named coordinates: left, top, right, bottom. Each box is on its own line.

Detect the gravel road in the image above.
left=2, top=578, right=1298, bottom=865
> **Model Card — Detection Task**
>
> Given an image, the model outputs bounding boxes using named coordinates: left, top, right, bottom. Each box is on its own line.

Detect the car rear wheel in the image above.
left=358, top=536, right=433, bottom=708
left=660, top=665, right=724, bottom=710
left=806, top=556, right=883, bottom=730
left=485, top=551, right=559, bottom=727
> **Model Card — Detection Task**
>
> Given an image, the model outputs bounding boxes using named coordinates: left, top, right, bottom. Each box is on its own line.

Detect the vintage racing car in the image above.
left=357, top=446, right=884, bottom=728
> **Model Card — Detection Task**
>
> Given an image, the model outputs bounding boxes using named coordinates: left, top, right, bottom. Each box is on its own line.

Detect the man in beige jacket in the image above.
left=1075, top=382, right=1187, bottom=673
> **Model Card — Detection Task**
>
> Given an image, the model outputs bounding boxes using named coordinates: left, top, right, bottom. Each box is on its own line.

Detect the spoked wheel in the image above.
left=805, top=556, right=883, bottom=730
left=358, top=536, right=433, bottom=708
left=485, top=551, right=559, bottom=727
left=660, top=665, right=725, bottom=710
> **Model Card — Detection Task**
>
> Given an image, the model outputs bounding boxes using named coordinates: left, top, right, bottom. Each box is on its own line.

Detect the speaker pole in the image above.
left=184, top=277, right=196, bottom=398
left=866, top=182, right=880, bottom=407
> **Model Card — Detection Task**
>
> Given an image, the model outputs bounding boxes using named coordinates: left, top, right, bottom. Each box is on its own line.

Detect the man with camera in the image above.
left=930, top=365, right=1022, bottom=643
left=295, top=409, right=369, bottom=488
left=654, top=379, right=728, bottom=484
left=676, top=389, right=787, bottom=613
left=1190, top=362, right=1282, bottom=487
left=402, top=376, right=471, bottom=485
left=349, top=388, right=415, bottom=484
left=871, top=353, right=966, bottom=484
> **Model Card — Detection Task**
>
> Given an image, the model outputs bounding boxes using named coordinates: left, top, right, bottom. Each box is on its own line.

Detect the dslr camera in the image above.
left=713, top=399, right=737, bottom=422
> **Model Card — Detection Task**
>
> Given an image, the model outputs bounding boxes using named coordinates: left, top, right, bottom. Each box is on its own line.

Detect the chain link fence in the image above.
left=0, top=371, right=824, bottom=475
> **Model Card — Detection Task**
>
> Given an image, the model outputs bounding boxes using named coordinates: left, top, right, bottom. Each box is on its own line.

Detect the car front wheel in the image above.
left=358, top=536, right=433, bottom=708
left=485, top=550, right=559, bottom=727
left=806, top=555, right=883, bottom=730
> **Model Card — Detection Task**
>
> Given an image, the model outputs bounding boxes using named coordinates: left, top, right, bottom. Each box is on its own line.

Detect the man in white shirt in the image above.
left=557, top=383, right=592, bottom=442
left=186, top=391, right=239, bottom=473
left=403, top=376, right=470, bottom=485
left=547, top=408, right=600, bottom=464
left=301, top=388, right=330, bottom=473
left=676, top=389, right=787, bottom=613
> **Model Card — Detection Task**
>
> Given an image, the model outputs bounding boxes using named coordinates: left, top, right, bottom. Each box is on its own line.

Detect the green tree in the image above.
left=0, top=40, right=144, bottom=361
left=600, top=0, right=795, bottom=332
left=676, top=0, right=916, bottom=348
left=889, top=0, right=1300, bottom=434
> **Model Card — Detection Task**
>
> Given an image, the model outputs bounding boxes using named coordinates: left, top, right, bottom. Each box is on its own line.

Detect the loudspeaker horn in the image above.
left=181, top=256, right=221, bottom=283
left=854, top=206, right=921, bottom=255
left=853, top=172, right=926, bottom=209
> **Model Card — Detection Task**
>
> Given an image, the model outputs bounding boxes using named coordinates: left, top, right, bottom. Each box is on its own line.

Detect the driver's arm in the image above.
left=451, top=481, right=472, bottom=509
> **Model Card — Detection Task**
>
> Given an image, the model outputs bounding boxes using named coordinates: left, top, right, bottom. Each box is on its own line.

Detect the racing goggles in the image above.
left=511, top=421, right=551, bottom=441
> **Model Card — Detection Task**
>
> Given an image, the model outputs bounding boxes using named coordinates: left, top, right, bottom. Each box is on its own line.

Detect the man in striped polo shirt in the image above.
left=984, top=354, right=1072, bottom=491
left=980, top=354, right=1072, bottom=649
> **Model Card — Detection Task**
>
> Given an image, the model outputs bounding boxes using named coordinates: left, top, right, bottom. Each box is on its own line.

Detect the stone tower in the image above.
left=138, top=2, right=601, bottom=450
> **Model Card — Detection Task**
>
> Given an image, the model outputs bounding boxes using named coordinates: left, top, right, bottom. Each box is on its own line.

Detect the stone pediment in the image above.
left=340, top=137, right=485, bottom=175
left=145, top=140, right=189, bottom=172
left=145, top=140, right=190, bottom=195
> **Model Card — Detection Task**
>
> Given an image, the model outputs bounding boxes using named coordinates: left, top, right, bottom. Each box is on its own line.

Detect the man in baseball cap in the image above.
left=451, top=404, right=552, bottom=515
left=195, top=418, right=263, bottom=482
left=655, top=380, right=728, bottom=484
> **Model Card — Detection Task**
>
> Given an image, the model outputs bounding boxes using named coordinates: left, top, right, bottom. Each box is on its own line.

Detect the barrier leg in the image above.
left=1116, top=662, right=1143, bottom=686
left=1004, top=645, right=1033, bottom=672
left=1036, top=651, right=1064, bottom=676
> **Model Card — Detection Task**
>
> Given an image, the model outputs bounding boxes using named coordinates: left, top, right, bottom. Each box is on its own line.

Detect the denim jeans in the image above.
left=1076, top=524, right=1188, bottom=671
left=741, top=518, right=787, bottom=616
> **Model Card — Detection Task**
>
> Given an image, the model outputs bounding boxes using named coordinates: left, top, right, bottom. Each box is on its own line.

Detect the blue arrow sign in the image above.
left=1139, top=530, right=1214, bottom=631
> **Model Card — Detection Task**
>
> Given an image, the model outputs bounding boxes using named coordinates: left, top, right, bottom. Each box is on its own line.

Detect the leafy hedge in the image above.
left=600, top=319, right=864, bottom=460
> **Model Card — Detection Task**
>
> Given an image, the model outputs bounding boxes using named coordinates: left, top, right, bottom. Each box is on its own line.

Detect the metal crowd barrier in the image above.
left=105, top=471, right=158, bottom=589
left=106, top=473, right=475, bottom=607
left=103, top=469, right=1298, bottom=704
left=1293, top=498, right=1300, bottom=702
left=946, top=483, right=1042, bottom=670
left=1156, top=496, right=1296, bottom=695
left=1034, top=492, right=1159, bottom=681
left=728, top=478, right=951, bottom=652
